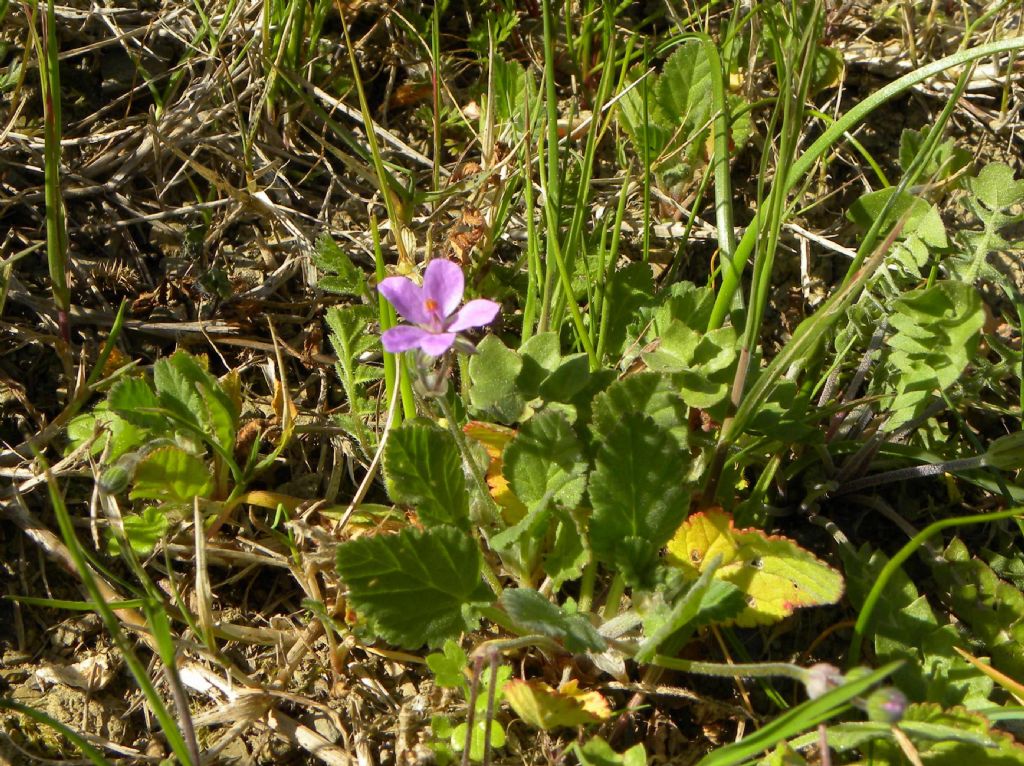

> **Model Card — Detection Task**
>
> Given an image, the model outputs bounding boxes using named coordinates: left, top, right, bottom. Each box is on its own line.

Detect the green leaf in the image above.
left=325, top=305, right=382, bottom=422
left=863, top=703, right=1024, bottom=765
left=967, top=162, right=1024, bottom=210
left=931, top=537, right=1024, bottom=683
left=150, top=351, right=239, bottom=452
left=848, top=188, right=931, bottom=232
left=840, top=543, right=992, bottom=708
left=655, top=42, right=712, bottom=130
left=599, top=262, right=655, bottom=359
left=313, top=233, right=365, bottom=297
left=68, top=406, right=148, bottom=461
left=113, top=506, right=169, bottom=556
left=636, top=558, right=743, bottom=662
left=426, top=639, right=469, bottom=693
left=695, top=663, right=904, bottom=766
left=451, top=719, right=506, bottom=762
left=107, top=376, right=168, bottom=434
left=949, top=163, right=1024, bottom=286
left=336, top=525, right=493, bottom=649
left=574, top=738, right=647, bottom=766
left=537, top=354, right=591, bottom=403
left=591, top=372, right=689, bottom=445
left=543, top=509, right=589, bottom=590
left=153, top=352, right=206, bottom=429
left=129, top=446, right=212, bottom=503
left=899, top=129, right=971, bottom=183
left=885, top=281, right=985, bottom=431
left=383, top=420, right=469, bottom=530
left=467, top=334, right=525, bottom=423
left=517, top=332, right=562, bottom=399
left=589, top=412, right=691, bottom=588
left=641, top=322, right=737, bottom=409
left=666, top=510, right=844, bottom=627
left=491, top=52, right=538, bottom=138
left=503, top=410, right=587, bottom=512
left=501, top=588, right=606, bottom=653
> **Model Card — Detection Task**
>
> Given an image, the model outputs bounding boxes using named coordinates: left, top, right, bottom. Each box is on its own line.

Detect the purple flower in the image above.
left=378, top=259, right=500, bottom=356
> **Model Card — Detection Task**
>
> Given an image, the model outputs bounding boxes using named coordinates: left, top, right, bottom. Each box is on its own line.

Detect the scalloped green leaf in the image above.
left=591, top=372, right=688, bottom=444
left=129, top=445, right=212, bottom=503
left=589, top=412, right=690, bottom=588
left=468, top=334, right=525, bottom=423
left=667, top=509, right=843, bottom=627
left=335, top=525, right=493, bottom=648
left=503, top=410, right=587, bottom=512
left=383, top=420, right=468, bottom=530
left=107, top=376, right=168, bottom=434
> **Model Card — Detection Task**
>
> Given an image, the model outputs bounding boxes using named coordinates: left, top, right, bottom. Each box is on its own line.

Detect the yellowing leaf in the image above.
left=464, top=421, right=527, bottom=521
left=503, top=679, right=611, bottom=730
left=463, top=420, right=516, bottom=459
left=666, top=509, right=843, bottom=627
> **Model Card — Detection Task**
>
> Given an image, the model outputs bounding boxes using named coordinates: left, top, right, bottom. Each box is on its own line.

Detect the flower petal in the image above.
left=422, top=259, right=464, bottom=318
left=378, top=277, right=429, bottom=324
left=446, top=299, right=501, bottom=332
left=381, top=325, right=432, bottom=353
left=417, top=332, right=457, bottom=356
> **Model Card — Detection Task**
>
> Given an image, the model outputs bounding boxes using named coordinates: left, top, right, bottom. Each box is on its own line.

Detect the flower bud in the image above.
left=864, top=686, right=908, bottom=724
left=804, top=663, right=843, bottom=700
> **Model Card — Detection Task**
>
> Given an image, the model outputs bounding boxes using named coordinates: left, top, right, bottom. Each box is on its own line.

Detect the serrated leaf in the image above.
left=589, top=413, right=690, bottom=588
left=68, top=407, right=148, bottom=460
left=931, top=536, right=1024, bottom=682
left=503, top=410, right=587, bottom=512
left=313, top=234, right=365, bottom=297
left=107, top=376, right=168, bottom=434
left=501, top=589, right=606, bottom=653
left=984, top=431, right=1024, bottom=471
left=335, top=525, right=493, bottom=648
left=504, top=679, right=611, bottom=730
left=591, top=372, right=689, bottom=442
left=325, top=305, right=380, bottom=421
left=641, top=321, right=737, bottom=409
left=899, top=129, right=971, bottom=184
left=600, top=262, right=655, bottom=359
left=491, top=52, right=538, bottom=138
left=149, top=351, right=239, bottom=453
left=467, top=334, right=525, bottom=423
left=666, top=509, right=843, bottom=626
left=129, top=446, right=212, bottom=503
left=153, top=352, right=206, bottom=430
left=885, top=281, right=984, bottom=430
left=384, top=420, right=468, bottom=530
left=839, top=543, right=991, bottom=708
left=868, top=703, right=1024, bottom=765
left=655, top=41, right=711, bottom=122
left=967, top=162, right=1024, bottom=210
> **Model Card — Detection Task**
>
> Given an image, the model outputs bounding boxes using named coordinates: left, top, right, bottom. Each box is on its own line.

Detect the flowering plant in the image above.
left=378, top=259, right=500, bottom=356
